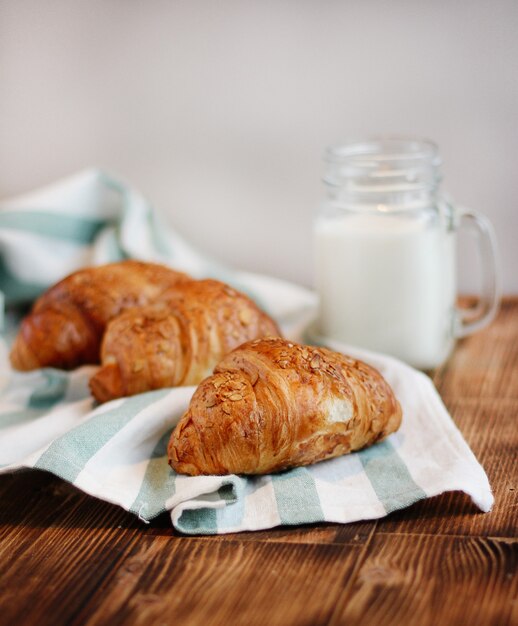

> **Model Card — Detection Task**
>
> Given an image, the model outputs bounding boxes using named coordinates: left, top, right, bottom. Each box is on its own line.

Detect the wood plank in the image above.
left=0, top=472, right=142, bottom=626
left=329, top=534, right=518, bottom=626
left=0, top=470, right=138, bottom=534
left=378, top=398, right=518, bottom=538
left=148, top=516, right=376, bottom=546
left=203, top=521, right=375, bottom=545
left=73, top=535, right=369, bottom=626
left=434, top=299, right=518, bottom=401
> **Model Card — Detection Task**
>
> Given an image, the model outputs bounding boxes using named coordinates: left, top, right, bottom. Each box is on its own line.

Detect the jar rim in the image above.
left=324, top=136, right=441, bottom=165
left=323, top=136, right=442, bottom=193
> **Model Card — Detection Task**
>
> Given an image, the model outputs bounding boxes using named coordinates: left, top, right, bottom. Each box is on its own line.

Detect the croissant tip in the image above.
left=9, top=346, right=21, bottom=371
left=89, top=363, right=124, bottom=403
left=9, top=335, right=38, bottom=371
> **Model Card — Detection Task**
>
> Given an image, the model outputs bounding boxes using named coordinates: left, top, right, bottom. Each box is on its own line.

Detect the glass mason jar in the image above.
left=314, top=137, right=500, bottom=369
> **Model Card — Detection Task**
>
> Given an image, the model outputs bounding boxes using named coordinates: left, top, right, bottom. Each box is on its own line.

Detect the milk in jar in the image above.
left=315, top=209, right=456, bottom=369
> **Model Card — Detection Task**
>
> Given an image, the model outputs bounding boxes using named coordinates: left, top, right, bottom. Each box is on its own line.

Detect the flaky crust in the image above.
left=89, top=279, right=281, bottom=403
left=10, top=260, right=190, bottom=370
left=168, top=337, right=402, bottom=475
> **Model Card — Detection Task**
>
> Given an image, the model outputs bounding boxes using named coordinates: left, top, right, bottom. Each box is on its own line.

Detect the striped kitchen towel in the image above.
left=0, top=169, right=316, bottom=335
left=0, top=170, right=493, bottom=533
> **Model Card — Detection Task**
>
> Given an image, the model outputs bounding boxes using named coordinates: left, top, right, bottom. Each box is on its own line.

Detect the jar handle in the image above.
left=454, top=207, right=501, bottom=338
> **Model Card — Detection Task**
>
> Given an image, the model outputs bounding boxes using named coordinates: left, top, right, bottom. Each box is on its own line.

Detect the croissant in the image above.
left=10, top=260, right=190, bottom=371
left=168, top=337, right=402, bottom=475
left=89, top=279, right=281, bottom=403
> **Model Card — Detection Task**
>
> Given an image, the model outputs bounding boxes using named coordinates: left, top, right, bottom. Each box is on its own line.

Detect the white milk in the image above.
left=315, top=212, right=456, bottom=369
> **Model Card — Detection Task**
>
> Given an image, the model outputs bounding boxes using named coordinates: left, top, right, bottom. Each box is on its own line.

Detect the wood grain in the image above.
left=329, top=534, right=518, bottom=626
left=76, top=537, right=369, bottom=626
left=0, top=298, right=517, bottom=626
left=0, top=473, right=141, bottom=626
left=433, top=298, right=518, bottom=401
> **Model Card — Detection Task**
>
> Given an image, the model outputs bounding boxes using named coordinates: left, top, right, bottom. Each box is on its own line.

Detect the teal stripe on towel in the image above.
left=0, top=257, right=47, bottom=304
left=215, top=477, right=247, bottom=529
left=175, top=479, right=238, bottom=534
left=359, top=439, right=427, bottom=513
left=176, top=507, right=218, bottom=535
left=129, top=429, right=177, bottom=521
left=271, top=467, right=325, bottom=525
left=107, top=227, right=129, bottom=262
left=28, top=370, right=69, bottom=409
left=0, top=408, right=44, bottom=429
left=0, top=211, right=107, bottom=243
left=0, top=370, right=69, bottom=428
left=34, top=389, right=169, bottom=483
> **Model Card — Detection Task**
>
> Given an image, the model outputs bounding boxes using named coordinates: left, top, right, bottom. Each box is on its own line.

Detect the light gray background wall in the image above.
left=1, top=0, right=517, bottom=292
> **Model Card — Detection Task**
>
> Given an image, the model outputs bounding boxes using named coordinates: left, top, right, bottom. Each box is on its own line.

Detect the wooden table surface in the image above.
left=1, top=299, right=517, bottom=626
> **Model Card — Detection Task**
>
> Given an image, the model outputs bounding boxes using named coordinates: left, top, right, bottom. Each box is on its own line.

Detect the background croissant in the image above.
left=169, top=337, right=402, bottom=475
left=89, top=279, right=281, bottom=403
left=10, top=260, right=190, bottom=371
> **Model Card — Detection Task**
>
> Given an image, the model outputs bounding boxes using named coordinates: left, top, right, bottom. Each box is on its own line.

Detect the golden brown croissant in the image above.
left=89, top=279, right=281, bottom=403
left=168, top=337, right=402, bottom=475
left=10, top=260, right=191, bottom=371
